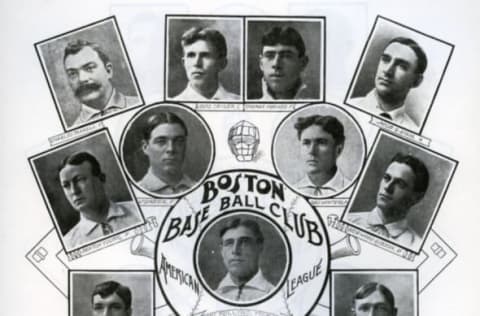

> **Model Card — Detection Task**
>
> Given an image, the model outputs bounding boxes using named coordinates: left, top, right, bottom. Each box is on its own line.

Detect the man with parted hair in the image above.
left=59, top=152, right=141, bottom=249
left=63, top=40, right=139, bottom=126
left=138, top=112, right=194, bottom=195
left=351, top=282, right=397, bottom=316
left=348, top=153, right=430, bottom=249
left=91, top=280, right=132, bottom=316
left=215, top=217, right=274, bottom=302
left=293, top=114, right=350, bottom=197
left=252, top=26, right=316, bottom=100
left=173, top=27, right=240, bottom=101
left=352, top=37, right=428, bottom=130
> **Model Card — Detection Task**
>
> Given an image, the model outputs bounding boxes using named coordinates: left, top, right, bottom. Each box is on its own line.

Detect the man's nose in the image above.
left=166, top=140, right=175, bottom=153
left=383, top=61, right=395, bottom=77
left=70, top=182, right=81, bottom=195
left=232, top=240, right=242, bottom=254
left=384, top=180, right=394, bottom=193
left=78, top=69, right=91, bottom=82
left=272, top=53, right=282, bottom=68
left=193, top=54, right=202, bottom=67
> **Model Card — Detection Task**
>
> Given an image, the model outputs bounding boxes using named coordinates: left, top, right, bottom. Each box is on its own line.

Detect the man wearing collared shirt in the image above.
left=293, top=115, right=350, bottom=197
left=347, top=153, right=430, bottom=249
left=138, top=112, right=194, bottom=196
left=63, top=40, right=139, bottom=127
left=252, top=26, right=315, bottom=100
left=173, top=27, right=240, bottom=101
left=352, top=37, right=428, bottom=131
left=59, top=152, right=141, bottom=250
left=215, top=217, right=274, bottom=302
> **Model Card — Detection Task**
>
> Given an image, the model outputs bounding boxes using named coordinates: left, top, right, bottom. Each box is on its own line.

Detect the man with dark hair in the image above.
left=293, top=115, right=350, bottom=197
left=138, top=112, right=194, bottom=196
left=91, top=280, right=132, bottom=316
left=253, top=26, right=314, bottom=100
left=59, top=152, right=141, bottom=249
left=351, top=282, right=397, bottom=316
left=353, top=37, right=428, bottom=130
left=348, top=153, right=430, bottom=249
left=215, top=217, right=274, bottom=301
left=173, top=27, right=240, bottom=101
left=64, top=39, right=139, bottom=126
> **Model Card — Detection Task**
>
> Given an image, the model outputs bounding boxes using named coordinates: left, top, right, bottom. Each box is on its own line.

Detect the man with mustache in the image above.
left=215, top=217, right=274, bottom=302
left=64, top=40, right=139, bottom=126
left=352, top=37, right=427, bottom=130
left=252, top=26, right=314, bottom=100
left=293, top=114, right=349, bottom=197
left=347, top=153, right=429, bottom=249
left=138, top=112, right=194, bottom=196
left=173, top=27, right=240, bottom=101
left=59, top=152, right=141, bottom=250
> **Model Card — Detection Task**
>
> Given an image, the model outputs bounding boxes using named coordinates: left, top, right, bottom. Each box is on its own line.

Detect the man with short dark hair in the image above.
left=293, top=115, right=350, bottom=197
left=138, top=112, right=194, bottom=195
left=351, top=282, right=397, bottom=316
left=353, top=37, right=428, bottom=130
left=59, top=152, right=140, bottom=249
left=253, top=26, right=314, bottom=100
left=215, top=217, right=274, bottom=301
left=348, top=153, right=429, bottom=248
left=64, top=40, right=139, bottom=126
left=173, top=27, right=239, bottom=101
left=91, top=280, right=132, bottom=316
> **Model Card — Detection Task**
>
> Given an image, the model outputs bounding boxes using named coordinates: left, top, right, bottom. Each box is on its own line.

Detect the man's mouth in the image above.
left=378, top=193, right=392, bottom=201
left=377, top=77, right=392, bottom=86
left=269, top=73, right=284, bottom=79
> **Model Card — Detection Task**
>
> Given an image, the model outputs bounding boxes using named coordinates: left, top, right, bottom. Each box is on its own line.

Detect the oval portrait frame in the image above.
left=119, top=102, right=215, bottom=199
left=272, top=102, right=367, bottom=199
left=193, top=209, right=292, bottom=307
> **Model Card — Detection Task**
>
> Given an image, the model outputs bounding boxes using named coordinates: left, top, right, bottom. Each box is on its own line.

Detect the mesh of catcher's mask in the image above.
left=228, top=120, right=259, bottom=161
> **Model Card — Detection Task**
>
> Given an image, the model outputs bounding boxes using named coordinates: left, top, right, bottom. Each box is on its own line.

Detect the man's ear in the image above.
left=105, top=62, right=113, bottom=79
left=142, top=139, right=149, bottom=155
left=126, top=308, right=132, bottom=316
left=392, top=307, right=398, bottom=316
left=258, top=54, right=265, bottom=73
left=335, top=143, right=344, bottom=158
left=412, top=73, right=423, bottom=88
left=219, top=57, right=227, bottom=70
left=300, top=55, right=309, bottom=71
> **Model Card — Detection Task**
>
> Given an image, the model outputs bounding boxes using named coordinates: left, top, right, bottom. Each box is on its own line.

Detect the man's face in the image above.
left=221, top=226, right=262, bottom=282
left=182, top=40, right=226, bottom=90
left=92, top=293, right=131, bottom=316
left=376, top=162, right=419, bottom=217
left=59, top=161, right=106, bottom=213
left=142, top=123, right=186, bottom=175
left=259, top=44, right=307, bottom=97
left=374, top=42, right=422, bottom=99
left=300, top=125, right=343, bottom=176
left=353, top=290, right=397, bottom=316
left=64, top=46, right=113, bottom=107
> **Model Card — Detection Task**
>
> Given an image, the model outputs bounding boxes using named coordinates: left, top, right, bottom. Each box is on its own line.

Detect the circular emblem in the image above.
left=155, top=169, right=330, bottom=315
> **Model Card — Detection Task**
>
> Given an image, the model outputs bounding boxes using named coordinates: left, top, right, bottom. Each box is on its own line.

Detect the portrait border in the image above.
left=343, top=15, right=455, bottom=135
left=154, top=169, right=332, bottom=316
left=192, top=209, right=293, bottom=307
left=244, top=15, right=326, bottom=104
left=34, top=15, right=146, bottom=132
left=340, top=129, right=458, bottom=254
left=164, top=14, right=245, bottom=104
left=329, top=269, right=419, bottom=316
left=118, top=101, right=216, bottom=199
left=271, top=102, right=368, bottom=200
left=68, top=269, right=156, bottom=316
left=28, top=128, right=146, bottom=256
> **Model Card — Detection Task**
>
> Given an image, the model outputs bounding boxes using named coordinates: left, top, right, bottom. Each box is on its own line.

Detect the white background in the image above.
left=1, top=0, right=478, bottom=315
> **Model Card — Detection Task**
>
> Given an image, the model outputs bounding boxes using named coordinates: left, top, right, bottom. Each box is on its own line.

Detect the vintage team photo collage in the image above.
left=28, top=13, right=457, bottom=315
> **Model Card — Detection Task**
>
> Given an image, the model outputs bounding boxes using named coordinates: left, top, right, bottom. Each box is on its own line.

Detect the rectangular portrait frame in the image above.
left=330, top=269, right=418, bottom=316
left=68, top=269, right=155, bottom=316
left=28, top=128, right=146, bottom=260
left=341, top=130, right=458, bottom=255
left=35, top=16, right=145, bottom=132
left=344, top=15, right=454, bottom=135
